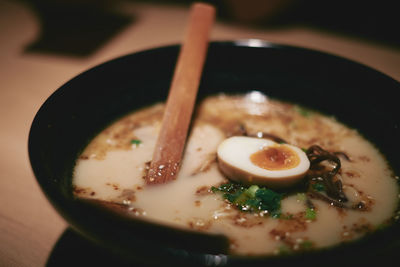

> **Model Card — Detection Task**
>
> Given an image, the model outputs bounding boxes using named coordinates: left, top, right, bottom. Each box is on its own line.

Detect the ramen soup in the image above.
left=73, top=92, right=399, bottom=256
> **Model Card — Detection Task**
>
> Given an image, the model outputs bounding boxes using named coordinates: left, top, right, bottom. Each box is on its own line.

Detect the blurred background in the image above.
left=0, top=0, right=399, bottom=266
left=1, top=0, right=399, bottom=57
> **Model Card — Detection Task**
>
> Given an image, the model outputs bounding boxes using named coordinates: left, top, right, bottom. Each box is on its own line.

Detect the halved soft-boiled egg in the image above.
left=217, top=136, right=310, bottom=188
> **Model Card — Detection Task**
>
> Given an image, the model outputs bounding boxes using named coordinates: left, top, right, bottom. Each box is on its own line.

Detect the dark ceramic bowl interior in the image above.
left=29, top=40, right=400, bottom=266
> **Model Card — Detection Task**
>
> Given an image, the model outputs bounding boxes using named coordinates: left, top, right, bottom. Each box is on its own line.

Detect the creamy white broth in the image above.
left=73, top=92, right=399, bottom=256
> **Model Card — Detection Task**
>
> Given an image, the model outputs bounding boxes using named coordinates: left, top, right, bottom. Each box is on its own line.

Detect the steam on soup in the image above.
left=73, top=92, right=399, bottom=256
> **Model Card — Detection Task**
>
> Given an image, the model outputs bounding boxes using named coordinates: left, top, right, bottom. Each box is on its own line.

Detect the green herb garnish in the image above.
left=296, top=192, right=307, bottom=202
left=276, top=240, right=314, bottom=255
left=212, top=183, right=282, bottom=217
left=130, top=139, right=142, bottom=146
left=299, top=240, right=314, bottom=250
left=305, top=207, right=316, bottom=220
left=277, top=244, right=292, bottom=255
left=280, top=213, right=294, bottom=220
left=295, top=105, right=313, bottom=117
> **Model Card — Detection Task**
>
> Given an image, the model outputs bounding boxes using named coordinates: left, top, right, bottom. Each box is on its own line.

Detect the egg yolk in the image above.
left=250, top=145, right=300, bottom=170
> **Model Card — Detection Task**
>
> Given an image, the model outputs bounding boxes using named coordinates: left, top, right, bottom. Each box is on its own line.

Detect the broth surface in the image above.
left=73, top=92, right=399, bottom=255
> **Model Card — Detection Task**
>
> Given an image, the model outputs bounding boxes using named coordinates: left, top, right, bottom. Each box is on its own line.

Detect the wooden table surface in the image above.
left=1, top=1, right=399, bottom=266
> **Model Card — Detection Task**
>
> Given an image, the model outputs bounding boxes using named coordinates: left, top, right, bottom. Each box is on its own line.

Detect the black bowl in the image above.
left=29, top=40, right=400, bottom=266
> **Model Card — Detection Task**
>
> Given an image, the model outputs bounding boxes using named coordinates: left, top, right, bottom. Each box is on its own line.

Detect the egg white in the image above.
left=217, top=136, right=310, bottom=187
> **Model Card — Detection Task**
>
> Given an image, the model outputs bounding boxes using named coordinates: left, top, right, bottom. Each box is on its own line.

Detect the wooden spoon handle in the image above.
left=146, top=3, right=216, bottom=185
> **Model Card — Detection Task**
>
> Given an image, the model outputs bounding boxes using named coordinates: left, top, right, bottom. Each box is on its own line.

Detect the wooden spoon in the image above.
left=145, top=3, right=216, bottom=185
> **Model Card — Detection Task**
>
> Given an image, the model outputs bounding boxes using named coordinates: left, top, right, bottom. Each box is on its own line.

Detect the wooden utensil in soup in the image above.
left=145, top=3, right=216, bottom=185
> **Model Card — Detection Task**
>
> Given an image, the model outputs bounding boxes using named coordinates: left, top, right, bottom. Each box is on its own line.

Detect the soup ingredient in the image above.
left=217, top=136, right=310, bottom=188
left=305, top=145, right=348, bottom=206
left=130, top=139, right=142, bottom=146
left=212, top=183, right=282, bottom=217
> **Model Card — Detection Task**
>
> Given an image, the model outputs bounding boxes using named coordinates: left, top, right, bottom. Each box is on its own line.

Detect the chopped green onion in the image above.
left=299, top=240, right=314, bottom=250
left=212, top=182, right=282, bottom=217
left=280, top=213, right=294, bottom=220
left=296, top=193, right=307, bottom=202
left=277, top=245, right=291, bottom=255
left=245, top=185, right=259, bottom=198
left=295, top=105, right=312, bottom=117
left=305, top=207, right=316, bottom=220
left=130, top=139, right=142, bottom=145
